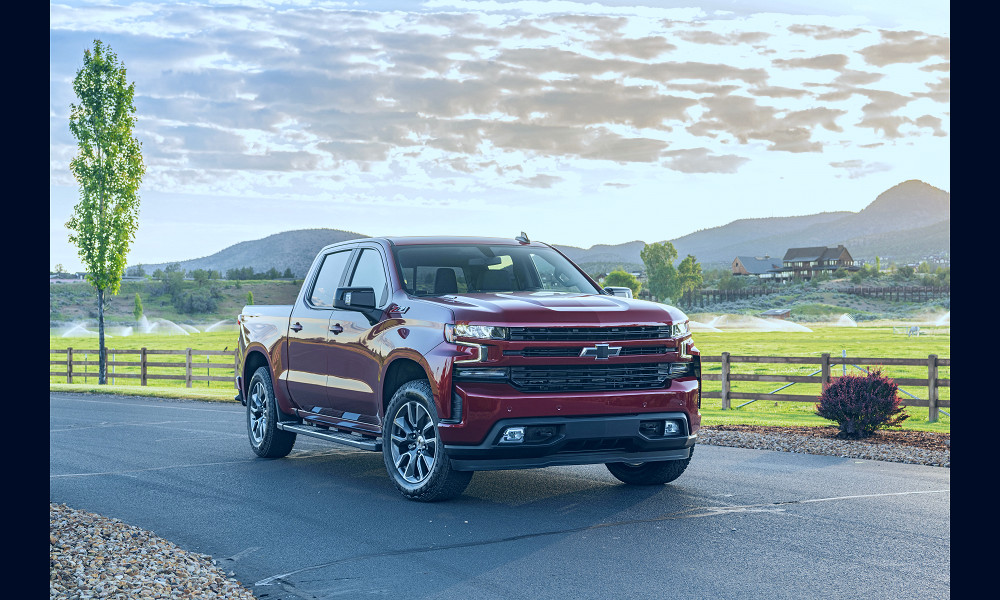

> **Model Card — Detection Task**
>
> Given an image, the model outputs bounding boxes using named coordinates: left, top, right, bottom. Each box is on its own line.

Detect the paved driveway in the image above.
left=50, top=392, right=950, bottom=599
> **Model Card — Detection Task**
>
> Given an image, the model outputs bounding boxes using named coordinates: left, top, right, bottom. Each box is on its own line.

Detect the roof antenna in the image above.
left=515, top=231, right=530, bottom=244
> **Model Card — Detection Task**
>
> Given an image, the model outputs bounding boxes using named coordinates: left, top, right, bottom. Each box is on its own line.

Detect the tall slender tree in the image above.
left=66, top=40, right=145, bottom=384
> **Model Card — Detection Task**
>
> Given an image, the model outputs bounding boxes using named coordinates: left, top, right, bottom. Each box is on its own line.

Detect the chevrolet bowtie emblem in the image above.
left=580, top=343, right=622, bottom=359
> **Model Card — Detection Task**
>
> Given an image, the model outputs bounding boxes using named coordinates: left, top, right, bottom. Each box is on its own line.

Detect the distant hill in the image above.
left=560, top=180, right=949, bottom=267
left=140, top=228, right=366, bottom=277
left=132, top=180, right=949, bottom=275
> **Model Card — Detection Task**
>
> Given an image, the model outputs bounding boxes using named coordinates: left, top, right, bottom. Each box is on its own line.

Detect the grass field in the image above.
left=50, top=325, right=950, bottom=433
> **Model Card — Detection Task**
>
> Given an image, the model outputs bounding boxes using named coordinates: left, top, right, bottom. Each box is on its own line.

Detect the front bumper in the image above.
left=443, top=411, right=696, bottom=472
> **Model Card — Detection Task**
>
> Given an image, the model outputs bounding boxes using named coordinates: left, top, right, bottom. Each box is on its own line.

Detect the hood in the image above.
left=415, top=291, right=687, bottom=327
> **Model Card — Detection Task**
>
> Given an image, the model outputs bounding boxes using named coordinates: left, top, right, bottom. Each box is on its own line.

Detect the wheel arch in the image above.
left=241, top=347, right=271, bottom=398
left=381, top=355, right=434, bottom=416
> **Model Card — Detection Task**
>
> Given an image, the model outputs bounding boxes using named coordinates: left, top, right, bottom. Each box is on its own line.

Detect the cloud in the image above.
left=830, top=159, right=892, bottom=178
left=662, top=148, right=749, bottom=173
left=773, top=54, right=849, bottom=71
left=513, top=173, right=562, bottom=188
left=673, top=30, right=771, bottom=45
left=787, top=24, right=866, bottom=40
left=859, top=31, right=950, bottom=66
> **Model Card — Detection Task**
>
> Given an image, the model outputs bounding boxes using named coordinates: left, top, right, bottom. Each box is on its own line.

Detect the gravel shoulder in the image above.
left=50, top=425, right=950, bottom=600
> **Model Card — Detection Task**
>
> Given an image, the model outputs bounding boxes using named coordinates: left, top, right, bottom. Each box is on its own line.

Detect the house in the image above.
left=732, top=255, right=783, bottom=279
left=731, top=245, right=863, bottom=281
left=778, top=245, right=862, bottom=280
left=759, top=308, right=791, bottom=319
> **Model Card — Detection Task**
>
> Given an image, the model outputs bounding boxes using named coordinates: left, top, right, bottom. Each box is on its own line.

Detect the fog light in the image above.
left=664, top=420, right=681, bottom=434
left=500, top=427, right=525, bottom=443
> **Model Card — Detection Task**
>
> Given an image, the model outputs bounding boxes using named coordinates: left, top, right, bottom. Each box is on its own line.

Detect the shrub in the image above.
left=815, top=367, right=909, bottom=438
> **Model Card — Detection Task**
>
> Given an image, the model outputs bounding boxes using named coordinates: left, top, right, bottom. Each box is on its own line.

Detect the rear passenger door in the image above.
left=285, top=248, right=354, bottom=414
left=320, top=246, right=391, bottom=428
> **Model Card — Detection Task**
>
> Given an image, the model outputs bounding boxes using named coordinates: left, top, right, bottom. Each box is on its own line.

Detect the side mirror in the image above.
left=334, top=287, right=381, bottom=324
left=334, top=287, right=376, bottom=309
left=604, top=286, right=633, bottom=298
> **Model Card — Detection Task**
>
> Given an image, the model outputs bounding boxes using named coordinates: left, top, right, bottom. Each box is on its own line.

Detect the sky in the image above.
left=49, top=0, right=950, bottom=272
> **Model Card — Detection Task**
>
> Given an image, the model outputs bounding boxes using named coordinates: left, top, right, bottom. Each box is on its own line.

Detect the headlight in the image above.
left=670, top=321, right=690, bottom=337
left=445, top=323, right=509, bottom=342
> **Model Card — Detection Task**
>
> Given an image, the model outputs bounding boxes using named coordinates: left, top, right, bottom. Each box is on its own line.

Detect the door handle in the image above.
left=290, top=322, right=303, bottom=332
left=330, top=324, right=344, bottom=335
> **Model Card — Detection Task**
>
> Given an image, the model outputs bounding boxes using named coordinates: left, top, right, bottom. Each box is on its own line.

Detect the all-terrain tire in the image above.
left=383, top=380, right=473, bottom=502
left=605, top=448, right=693, bottom=485
left=246, top=366, right=296, bottom=458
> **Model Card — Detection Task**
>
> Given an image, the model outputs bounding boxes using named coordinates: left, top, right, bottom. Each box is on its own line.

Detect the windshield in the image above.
left=392, top=244, right=601, bottom=296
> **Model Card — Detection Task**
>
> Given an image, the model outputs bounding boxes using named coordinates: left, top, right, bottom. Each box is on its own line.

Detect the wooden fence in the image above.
left=50, top=349, right=950, bottom=422
left=841, top=286, right=950, bottom=301
left=680, top=287, right=777, bottom=307
left=50, top=348, right=236, bottom=388
left=701, top=353, right=950, bottom=422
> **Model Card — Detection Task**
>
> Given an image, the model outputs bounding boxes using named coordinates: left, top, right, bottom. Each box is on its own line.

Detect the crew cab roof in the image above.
left=385, top=236, right=547, bottom=247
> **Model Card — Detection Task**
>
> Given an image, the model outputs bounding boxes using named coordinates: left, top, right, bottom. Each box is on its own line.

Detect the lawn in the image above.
left=50, top=325, right=950, bottom=433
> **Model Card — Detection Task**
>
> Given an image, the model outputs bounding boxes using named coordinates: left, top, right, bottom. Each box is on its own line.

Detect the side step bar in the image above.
left=276, top=421, right=382, bottom=452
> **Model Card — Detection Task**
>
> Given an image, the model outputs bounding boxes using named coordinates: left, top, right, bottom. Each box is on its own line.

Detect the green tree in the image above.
left=65, top=40, right=145, bottom=385
left=283, top=267, right=294, bottom=278
left=677, top=254, right=703, bottom=293
left=191, top=269, right=211, bottom=286
left=602, top=269, right=641, bottom=296
left=54, top=263, right=66, bottom=275
left=247, top=291, right=254, bottom=305
left=640, top=242, right=680, bottom=303
left=133, top=293, right=143, bottom=322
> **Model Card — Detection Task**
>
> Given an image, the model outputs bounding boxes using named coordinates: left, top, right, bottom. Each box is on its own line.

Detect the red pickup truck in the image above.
left=235, top=235, right=701, bottom=501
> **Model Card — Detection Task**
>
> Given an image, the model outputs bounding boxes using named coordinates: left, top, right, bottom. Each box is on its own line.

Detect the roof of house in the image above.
left=782, top=245, right=847, bottom=262
left=735, top=256, right=782, bottom=274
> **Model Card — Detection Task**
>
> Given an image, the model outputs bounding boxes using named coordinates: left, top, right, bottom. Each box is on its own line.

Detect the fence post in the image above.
left=207, top=354, right=211, bottom=388
left=927, top=354, right=939, bottom=423
left=111, top=350, right=115, bottom=385
left=141, top=348, right=148, bottom=386
left=721, top=352, right=731, bottom=410
left=67, top=348, right=73, bottom=384
left=185, top=348, right=193, bottom=388
left=820, top=353, right=831, bottom=390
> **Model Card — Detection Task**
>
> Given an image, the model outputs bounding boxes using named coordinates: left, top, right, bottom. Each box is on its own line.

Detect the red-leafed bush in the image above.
left=815, top=367, right=909, bottom=438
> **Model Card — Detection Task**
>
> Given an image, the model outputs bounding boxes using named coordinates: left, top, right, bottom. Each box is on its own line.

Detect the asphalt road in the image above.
left=50, top=392, right=950, bottom=600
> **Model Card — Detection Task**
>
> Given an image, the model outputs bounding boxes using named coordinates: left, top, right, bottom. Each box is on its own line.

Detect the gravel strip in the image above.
left=696, top=426, right=951, bottom=468
left=50, top=428, right=949, bottom=599
left=50, top=503, right=257, bottom=600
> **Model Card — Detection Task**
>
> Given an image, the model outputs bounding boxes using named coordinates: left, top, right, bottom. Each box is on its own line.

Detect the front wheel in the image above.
left=246, top=366, right=296, bottom=458
left=606, top=449, right=693, bottom=485
left=383, top=380, right=472, bottom=501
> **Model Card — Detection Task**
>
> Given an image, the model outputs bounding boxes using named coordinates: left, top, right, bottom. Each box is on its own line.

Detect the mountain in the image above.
left=132, top=180, right=949, bottom=275
left=140, top=228, right=366, bottom=277
left=561, top=180, right=949, bottom=268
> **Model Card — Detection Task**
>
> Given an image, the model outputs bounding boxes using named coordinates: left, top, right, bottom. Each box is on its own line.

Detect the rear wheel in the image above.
left=383, top=380, right=472, bottom=501
left=247, top=366, right=296, bottom=458
left=606, top=449, right=693, bottom=485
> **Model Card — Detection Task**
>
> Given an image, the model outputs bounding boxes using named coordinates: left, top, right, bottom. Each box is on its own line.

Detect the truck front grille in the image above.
left=508, top=326, right=671, bottom=342
left=509, top=363, right=668, bottom=392
left=504, top=346, right=667, bottom=358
